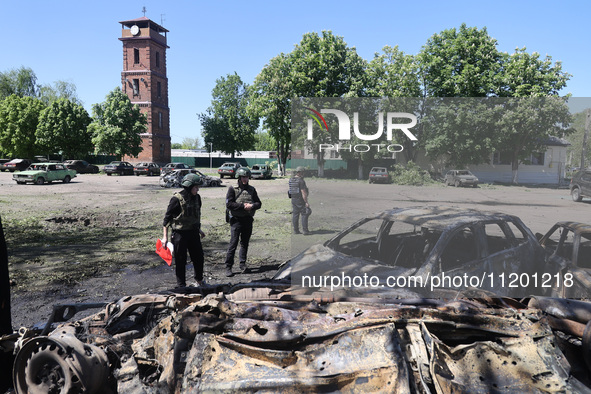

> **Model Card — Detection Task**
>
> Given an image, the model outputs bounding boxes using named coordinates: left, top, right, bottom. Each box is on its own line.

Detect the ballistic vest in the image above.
left=231, top=186, right=256, bottom=218
left=289, top=177, right=304, bottom=198
left=171, top=192, right=201, bottom=230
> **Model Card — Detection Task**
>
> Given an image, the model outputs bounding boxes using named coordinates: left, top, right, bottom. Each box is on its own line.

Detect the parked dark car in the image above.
left=0, top=159, right=10, bottom=172
left=63, top=160, right=100, bottom=174
left=368, top=167, right=390, bottom=184
left=134, top=162, right=161, bottom=176
left=217, top=162, right=242, bottom=178
left=103, top=161, right=134, bottom=176
left=274, top=206, right=561, bottom=297
left=160, top=162, right=191, bottom=175
left=570, top=169, right=591, bottom=202
left=444, top=169, right=479, bottom=187
left=538, top=221, right=591, bottom=298
left=250, top=164, right=272, bottom=180
left=4, top=159, right=32, bottom=172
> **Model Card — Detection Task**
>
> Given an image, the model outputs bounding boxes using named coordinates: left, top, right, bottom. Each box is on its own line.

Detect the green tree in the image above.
left=89, top=88, right=147, bottom=157
left=367, top=46, right=420, bottom=97
left=0, top=95, right=46, bottom=158
left=0, top=67, right=39, bottom=99
left=36, top=98, right=92, bottom=159
left=180, top=137, right=201, bottom=149
left=419, top=24, right=502, bottom=97
left=254, top=31, right=367, bottom=176
left=38, top=80, right=82, bottom=106
left=199, top=73, right=259, bottom=158
left=497, top=48, right=571, bottom=97
left=254, top=130, right=275, bottom=151
left=496, top=97, right=573, bottom=183
left=250, top=53, right=292, bottom=175
left=567, top=109, right=591, bottom=169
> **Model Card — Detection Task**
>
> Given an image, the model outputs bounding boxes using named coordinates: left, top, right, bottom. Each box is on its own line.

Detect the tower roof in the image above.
left=119, top=16, right=169, bottom=33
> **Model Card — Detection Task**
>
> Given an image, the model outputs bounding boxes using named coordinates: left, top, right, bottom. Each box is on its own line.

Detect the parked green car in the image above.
left=250, top=164, right=273, bottom=179
left=13, top=163, right=77, bottom=185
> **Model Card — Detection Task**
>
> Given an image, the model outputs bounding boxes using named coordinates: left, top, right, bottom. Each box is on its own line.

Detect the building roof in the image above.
left=119, top=16, right=169, bottom=33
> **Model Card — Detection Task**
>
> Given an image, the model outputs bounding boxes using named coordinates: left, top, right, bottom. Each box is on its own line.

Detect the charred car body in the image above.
left=276, top=206, right=563, bottom=298
left=3, top=284, right=591, bottom=392
left=538, top=221, right=591, bottom=298
left=159, top=169, right=222, bottom=188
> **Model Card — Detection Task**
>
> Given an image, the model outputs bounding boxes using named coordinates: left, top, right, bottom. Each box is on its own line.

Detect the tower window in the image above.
left=156, top=52, right=160, bottom=68
left=133, top=79, right=140, bottom=96
left=134, top=48, right=140, bottom=64
left=159, top=112, right=163, bottom=129
left=157, top=81, right=162, bottom=98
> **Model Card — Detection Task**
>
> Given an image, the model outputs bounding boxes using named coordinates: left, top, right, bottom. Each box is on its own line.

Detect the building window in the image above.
left=159, top=112, right=163, bottom=129
left=156, top=52, right=160, bottom=68
left=492, top=151, right=512, bottom=165
left=134, top=48, right=140, bottom=64
left=526, top=152, right=545, bottom=165
left=132, top=79, right=139, bottom=96
left=160, top=143, right=165, bottom=156
left=157, top=81, right=162, bottom=98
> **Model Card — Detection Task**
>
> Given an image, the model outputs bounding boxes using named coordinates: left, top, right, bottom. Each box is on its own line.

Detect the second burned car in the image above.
left=275, top=206, right=562, bottom=297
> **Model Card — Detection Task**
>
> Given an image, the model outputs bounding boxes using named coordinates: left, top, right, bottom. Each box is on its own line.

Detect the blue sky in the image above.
left=2, top=0, right=589, bottom=144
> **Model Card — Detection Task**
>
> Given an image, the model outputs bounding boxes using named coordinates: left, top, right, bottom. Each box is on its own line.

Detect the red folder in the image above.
left=156, top=239, right=173, bottom=266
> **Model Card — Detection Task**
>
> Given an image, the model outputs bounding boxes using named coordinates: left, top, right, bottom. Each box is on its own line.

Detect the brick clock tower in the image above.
left=119, top=17, right=171, bottom=164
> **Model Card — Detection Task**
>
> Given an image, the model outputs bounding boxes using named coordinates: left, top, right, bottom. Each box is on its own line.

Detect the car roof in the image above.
left=374, top=206, right=520, bottom=231
left=550, top=221, right=591, bottom=234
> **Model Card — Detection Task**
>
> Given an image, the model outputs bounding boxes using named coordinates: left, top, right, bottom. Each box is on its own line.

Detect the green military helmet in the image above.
left=296, top=166, right=305, bottom=173
left=236, top=167, right=251, bottom=178
left=181, top=173, right=202, bottom=188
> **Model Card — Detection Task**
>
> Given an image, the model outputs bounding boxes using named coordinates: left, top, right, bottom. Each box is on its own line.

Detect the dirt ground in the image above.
left=2, top=170, right=591, bottom=329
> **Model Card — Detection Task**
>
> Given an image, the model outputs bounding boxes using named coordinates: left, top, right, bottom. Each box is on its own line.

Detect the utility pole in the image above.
left=581, top=109, right=591, bottom=170
left=209, top=142, right=213, bottom=169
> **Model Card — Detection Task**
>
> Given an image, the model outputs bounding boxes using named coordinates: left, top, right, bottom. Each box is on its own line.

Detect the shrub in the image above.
left=390, top=161, right=435, bottom=186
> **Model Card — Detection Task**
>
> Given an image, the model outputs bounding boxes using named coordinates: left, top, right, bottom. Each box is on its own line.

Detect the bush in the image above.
left=390, top=162, right=435, bottom=186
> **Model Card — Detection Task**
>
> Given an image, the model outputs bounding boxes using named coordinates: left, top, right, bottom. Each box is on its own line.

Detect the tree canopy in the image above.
left=0, top=95, right=46, bottom=158
left=199, top=73, right=259, bottom=158
left=89, top=87, right=147, bottom=157
left=36, top=98, right=92, bottom=159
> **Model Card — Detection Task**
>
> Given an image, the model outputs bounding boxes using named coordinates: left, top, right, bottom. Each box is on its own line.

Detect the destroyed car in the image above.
left=4, top=284, right=591, bottom=392
left=275, top=206, right=562, bottom=297
left=12, top=163, right=76, bottom=185
left=444, top=170, right=479, bottom=187
left=538, top=221, right=591, bottom=298
left=159, top=169, right=222, bottom=188
left=160, top=162, right=191, bottom=175
left=250, top=164, right=273, bottom=179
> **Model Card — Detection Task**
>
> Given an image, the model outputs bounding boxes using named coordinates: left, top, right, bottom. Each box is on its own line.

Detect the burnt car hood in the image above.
left=274, top=244, right=420, bottom=295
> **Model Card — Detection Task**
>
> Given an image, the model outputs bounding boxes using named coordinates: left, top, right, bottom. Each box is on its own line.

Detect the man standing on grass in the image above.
left=162, top=173, right=206, bottom=288
left=224, top=167, right=261, bottom=277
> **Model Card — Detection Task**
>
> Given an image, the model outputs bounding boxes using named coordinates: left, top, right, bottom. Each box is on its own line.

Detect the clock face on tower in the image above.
left=130, top=25, right=140, bottom=36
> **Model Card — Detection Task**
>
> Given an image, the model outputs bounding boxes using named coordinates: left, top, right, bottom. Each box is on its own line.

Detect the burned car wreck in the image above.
left=277, top=206, right=565, bottom=298
left=3, top=286, right=591, bottom=392
left=2, top=206, right=590, bottom=392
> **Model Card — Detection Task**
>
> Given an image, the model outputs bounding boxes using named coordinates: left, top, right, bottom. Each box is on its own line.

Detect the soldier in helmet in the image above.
left=289, top=166, right=311, bottom=235
left=224, top=167, right=261, bottom=277
left=162, top=173, right=206, bottom=287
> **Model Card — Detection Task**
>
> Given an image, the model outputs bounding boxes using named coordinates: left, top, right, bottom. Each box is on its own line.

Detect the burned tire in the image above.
left=572, top=187, right=583, bottom=202
left=63, top=175, right=71, bottom=183
left=36, top=177, right=45, bottom=185
left=454, top=180, right=461, bottom=187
